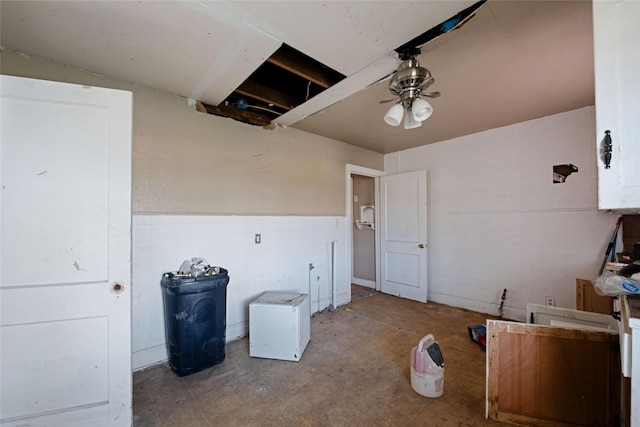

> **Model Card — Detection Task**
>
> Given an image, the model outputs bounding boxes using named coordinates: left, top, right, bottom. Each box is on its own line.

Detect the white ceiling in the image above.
left=0, top=1, right=594, bottom=154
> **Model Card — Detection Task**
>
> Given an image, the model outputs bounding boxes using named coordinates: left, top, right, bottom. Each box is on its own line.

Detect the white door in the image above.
left=380, top=170, right=427, bottom=302
left=0, top=76, right=132, bottom=426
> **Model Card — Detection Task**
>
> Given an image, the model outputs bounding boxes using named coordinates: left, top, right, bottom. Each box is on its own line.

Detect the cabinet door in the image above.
left=576, top=278, right=614, bottom=315
left=486, top=320, right=621, bottom=426
left=593, top=0, right=640, bottom=210
left=527, top=303, right=618, bottom=331
left=528, top=302, right=632, bottom=377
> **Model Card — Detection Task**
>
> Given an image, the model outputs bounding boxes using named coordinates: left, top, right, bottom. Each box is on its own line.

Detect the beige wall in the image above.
left=1, top=50, right=383, bottom=215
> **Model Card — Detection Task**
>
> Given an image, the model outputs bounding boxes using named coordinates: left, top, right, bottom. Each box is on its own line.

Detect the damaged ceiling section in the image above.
left=2, top=1, right=489, bottom=136
left=193, top=1, right=486, bottom=129
left=197, top=44, right=345, bottom=127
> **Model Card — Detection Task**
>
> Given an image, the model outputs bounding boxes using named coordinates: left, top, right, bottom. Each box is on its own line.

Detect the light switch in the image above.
left=255, top=233, right=261, bottom=244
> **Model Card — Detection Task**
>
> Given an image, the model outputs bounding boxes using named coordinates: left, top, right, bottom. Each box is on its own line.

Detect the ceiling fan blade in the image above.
left=379, top=98, right=399, bottom=104
left=422, top=76, right=435, bottom=89
left=423, top=91, right=441, bottom=98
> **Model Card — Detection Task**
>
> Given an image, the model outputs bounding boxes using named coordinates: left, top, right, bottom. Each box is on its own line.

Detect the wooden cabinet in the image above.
left=593, top=0, right=640, bottom=211
left=576, top=278, right=613, bottom=315
left=487, top=305, right=621, bottom=426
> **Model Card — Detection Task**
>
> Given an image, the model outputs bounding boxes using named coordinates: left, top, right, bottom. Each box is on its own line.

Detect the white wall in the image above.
left=385, top=106, right=616, bottom=320
left=132, top=215, right=348, bottom=370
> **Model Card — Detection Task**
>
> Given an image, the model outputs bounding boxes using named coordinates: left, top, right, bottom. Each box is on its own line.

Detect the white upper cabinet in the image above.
left=593, top=0, right=640, bottom=211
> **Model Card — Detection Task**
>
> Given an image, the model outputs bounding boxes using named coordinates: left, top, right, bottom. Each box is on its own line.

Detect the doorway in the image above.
left=346, top=164, right=429, bottom=304
left=346, top=164, right=384, bottom=299
left=352, top=174, right=376, bottom=288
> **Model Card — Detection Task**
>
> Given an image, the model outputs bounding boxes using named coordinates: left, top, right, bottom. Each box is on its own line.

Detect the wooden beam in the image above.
left=197, top=102, right=273, bottom=127
left=236, top=80, right=296, bottom=111
left=267, top=47, right=342, bottom=89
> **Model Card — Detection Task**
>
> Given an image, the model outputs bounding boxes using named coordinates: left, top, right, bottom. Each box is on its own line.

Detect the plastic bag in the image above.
left=177, top=257, right=218, bottom=277
left=594, top=270, right=640, bottom=296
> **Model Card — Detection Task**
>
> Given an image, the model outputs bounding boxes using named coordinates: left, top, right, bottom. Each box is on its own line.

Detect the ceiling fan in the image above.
left=380, top=47, right=440, bottom=128
left=381, top=0, right=487, bottom=129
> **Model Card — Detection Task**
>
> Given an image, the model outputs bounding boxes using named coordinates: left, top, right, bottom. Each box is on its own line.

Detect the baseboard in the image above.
left=133, top=345, right=167, bottom=371
left=132, top=321, right=249, bottom=372
left=226, top=320, right=248, bottom=342
left=335, top=291, right=350, bottom=307
left=430, top=292, right=524, bottom=322
left=352, top=277, right=375, bottom=288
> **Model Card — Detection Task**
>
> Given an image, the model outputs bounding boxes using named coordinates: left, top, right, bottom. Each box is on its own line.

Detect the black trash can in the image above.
left=161, top=268, right=229, bottom=376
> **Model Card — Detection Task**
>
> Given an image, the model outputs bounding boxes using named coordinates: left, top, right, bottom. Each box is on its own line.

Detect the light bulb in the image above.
left=404, top=111, right=422, bottom=129
left=411, top=98, right=433, bottom=122
left=384, top=103, right=404, bottom=126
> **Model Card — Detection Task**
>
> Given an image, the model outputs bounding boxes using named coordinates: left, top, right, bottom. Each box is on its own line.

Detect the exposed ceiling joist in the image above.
left=266, top=46, right=341, bottom=89
left=197, top=101, right=273, bottom=127
left=206, top=43, right=345, bottom=126
left=236, top=80, right=295, bottom=111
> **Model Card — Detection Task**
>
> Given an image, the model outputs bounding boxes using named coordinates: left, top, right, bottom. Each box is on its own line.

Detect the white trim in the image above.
left=346, top=164, right=384, bottom=297
left=331, top=240, right=338, bottom=309
left=352, top=277, right=376, bottom=288
left=226, top=320, right=248, bottom=343
left=132, top=345, right=167, bottom=372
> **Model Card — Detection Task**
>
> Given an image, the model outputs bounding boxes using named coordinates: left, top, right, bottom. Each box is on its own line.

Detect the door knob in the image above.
left=111, top=282, right=124, bottom=294
left=418, top=244, right=425, bottom=249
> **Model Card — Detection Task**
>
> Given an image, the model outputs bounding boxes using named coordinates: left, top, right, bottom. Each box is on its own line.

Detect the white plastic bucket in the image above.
left=410, top=334, right=444, bottom=398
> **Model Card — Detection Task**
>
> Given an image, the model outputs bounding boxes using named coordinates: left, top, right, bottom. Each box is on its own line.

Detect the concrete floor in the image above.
left=133, top=285, right=510, bottom=426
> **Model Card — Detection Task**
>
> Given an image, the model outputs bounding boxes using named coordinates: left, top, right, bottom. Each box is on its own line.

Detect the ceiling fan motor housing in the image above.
left=388, top=58, right=434, bottom=106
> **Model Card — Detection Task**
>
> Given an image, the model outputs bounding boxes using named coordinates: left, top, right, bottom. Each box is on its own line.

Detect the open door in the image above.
left=380, top=170, right=427, bottom=302
left=1, top=76, right=132, bottom=426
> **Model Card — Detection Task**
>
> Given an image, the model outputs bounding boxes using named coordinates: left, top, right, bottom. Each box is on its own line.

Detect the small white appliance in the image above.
left=249, top=291, right=310, bottom=361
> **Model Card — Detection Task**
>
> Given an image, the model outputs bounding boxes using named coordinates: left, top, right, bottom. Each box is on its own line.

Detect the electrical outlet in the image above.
left=255, top=233, right=261, bottom=244
left=545, top=296, right=555, bottom=306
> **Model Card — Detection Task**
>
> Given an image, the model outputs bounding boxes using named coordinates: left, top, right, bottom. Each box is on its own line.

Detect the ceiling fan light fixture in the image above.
left=381, top=49, right=439, bottom=130
left=411, top=98, right=433, bottom=122
left=384, top=103, right=404, bottom=126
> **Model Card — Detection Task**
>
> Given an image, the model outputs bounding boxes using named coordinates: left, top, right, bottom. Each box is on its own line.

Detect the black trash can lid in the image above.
left=161, top=267, right=229, bottom=291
